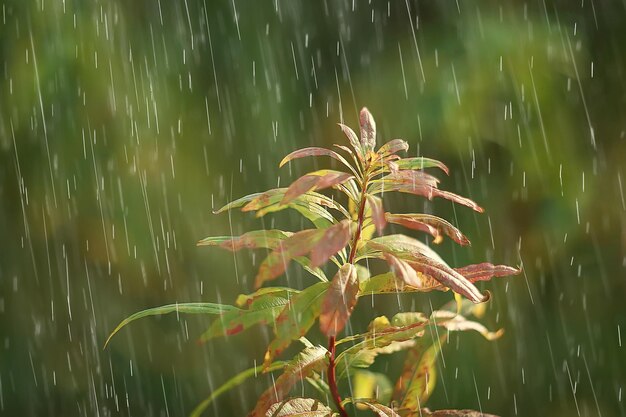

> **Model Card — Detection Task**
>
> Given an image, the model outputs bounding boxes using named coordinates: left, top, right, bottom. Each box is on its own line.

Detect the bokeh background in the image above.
left=1, top=0, right=625, bottom=416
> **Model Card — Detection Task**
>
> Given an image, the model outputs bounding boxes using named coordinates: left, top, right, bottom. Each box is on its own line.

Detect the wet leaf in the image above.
left=396, top=335, right=446, bottom=410
left=105, top=303, right=237, bottom=348
left=366, top=194, right=386, bottom=235
left=279, top=147, right=355, bottom=174
left=265, top=398, right=334, bottom=417
left=310, top=220, right=352, bottom=267
left=319, top=264, right=359, bottom=336
left=430, top=310, right=504, bottom=340
left=359, top=107, right=377, bottom=150
left=385, top=213, right=470, bottom=246
left=250, top=346, right=329, bottom=417
left=236, top=287, right=300, bottom=307
left=189, top=361, right=287, bottom=417
left=282, top=170, right=354, bottom=205
left=264, top=282, right=330, bottom=367
left=415, top=409, right=499, bottom=417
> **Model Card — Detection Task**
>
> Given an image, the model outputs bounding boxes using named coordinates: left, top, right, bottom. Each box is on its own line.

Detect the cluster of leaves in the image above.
left=106, top=108, right=519, bottom=417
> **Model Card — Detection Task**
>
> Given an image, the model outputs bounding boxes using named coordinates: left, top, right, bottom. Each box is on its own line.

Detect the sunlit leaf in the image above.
left=430, top=310, right=503, bottom=340
left=265, top=398, right=334, bottom=417
left=396, top=335, right=447, bottom=410
left=256, top=221, right=351, bottom=287
left=236, top=287, right=300, bottom=307
left=104, top=303, right=237, bottom=348
left=415, top=408, right=499, bottom=417
left=359, top=107, right=377, bottom=151
left=282, top=170, right=354, bottom=205
left=338, top=124, right=363, bottom=158
left=319, top=264, right=359, bottom=337
left=250, top=346, right=329, bottom=417
left=264, top=282, right=330, bottom=367
left=385, top=213, right=470, bottom=246
left=355, top=401, right=401, bottom=417
left=189, top=361, right=286, bottom=417
left=352, top=371, right=393, bottom=409
left=366, top=194, right=386, bottom=235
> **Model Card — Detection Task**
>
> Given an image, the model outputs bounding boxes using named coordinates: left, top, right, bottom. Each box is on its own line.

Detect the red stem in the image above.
left=328, top=172, right=369, bottom=417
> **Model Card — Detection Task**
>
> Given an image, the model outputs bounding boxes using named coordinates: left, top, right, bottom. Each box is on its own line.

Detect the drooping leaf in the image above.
left=282, top=170, right=353, bottom=205
left=265, top=398, right=334, bottom=417
left=189, top=361, right=286, bottom=417
left=430, top=310, right=504, bottom=341
left=396, top=335, right=447, bottom=410
left=385, top=213, right=470, bottom=246
left=338, top=123, right=364, bottom=157
left=366, top=194, right=386, bottom=235
left=394, top=157, right=450, bottom=175
left=104, top=303, right=237, bottom=348
left=378, top=139, right=409, bottom=157
left=255, top=221, right=351, bottom=287
left=197, top=230, right=291, bottom=250
left=250, top=346, right=329, bottom=417
left=319, top=264, right=359, bottom=337
left=453, top=263, right=521, bottom=282
left=359, top=107, right=377, bottom=151
left=199, top=292, right=292, bottom=342
left=264, top=282, right=330, bottom=367
left=279, top=147, right=356, bottom=174
left=383, top=253, right=436, bottom=290
left=370, top=176, right=483, bottom=213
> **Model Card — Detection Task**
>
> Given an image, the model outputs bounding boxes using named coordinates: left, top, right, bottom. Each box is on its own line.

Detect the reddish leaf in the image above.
left=454, top=263, right=521, bottom=282
left=378, top=139, right=409, bottom=157
left=382, top=170, right=441, bottom=188
left=265, top=398, right=333, bottom=416
left=366, top=194, right=386, bottom=235
left=359, top=107, right=377, bottom=150
left=338, top=123, right=363, bottom=157
left=249, top=346, right=329, bottom=417
left=282, top=170, right=353, bottom=205
left=416, top=409, right=499, bottom=417
left=279, top=147, right=354, bottom=173
left=319, top=264, right=359, bottom=336
left=383, top=254, right=440, bottom=290
left=385, top=213, right=470, bottom=246
left=310, top=220, right=352, bottom=267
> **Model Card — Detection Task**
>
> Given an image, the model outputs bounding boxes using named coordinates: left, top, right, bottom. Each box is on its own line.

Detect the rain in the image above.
left=0, top=1, right=624, bottom=416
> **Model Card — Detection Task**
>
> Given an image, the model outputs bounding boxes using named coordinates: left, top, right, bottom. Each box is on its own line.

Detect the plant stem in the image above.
left=328, top=170, right=369, bottom=417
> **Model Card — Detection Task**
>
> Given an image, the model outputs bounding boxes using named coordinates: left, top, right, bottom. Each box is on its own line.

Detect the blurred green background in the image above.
left=1, top=0, right=625, bottom=416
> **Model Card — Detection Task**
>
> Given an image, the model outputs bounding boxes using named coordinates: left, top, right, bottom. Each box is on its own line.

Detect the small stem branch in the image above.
left=327, top=170, right=370, bottom=417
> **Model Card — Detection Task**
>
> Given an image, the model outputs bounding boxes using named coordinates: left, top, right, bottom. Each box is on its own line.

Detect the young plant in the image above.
left=106, top=108, right=520, bottom=417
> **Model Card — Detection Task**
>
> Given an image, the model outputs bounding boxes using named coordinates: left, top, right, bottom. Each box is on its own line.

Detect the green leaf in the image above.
left=104, top=303, right=237, bottom=348
left=352, top=371, right=393, bottom=409
left=199, top=292, right=291, bottom=342
left=378, top=139, right=409, bottom=157
left=197, top=230, right=291, bottom=250
left=264, top=282, right=330, bottom=368
left=189, top=361, right=286, bottom=417
left=279, top=146, right=357, bottom=176
left=319, top=264, right=359, bottom=337
left=265, top=398, right=334, bottom=417
left=236, top=287, right=300, bottom=307
left=282, top=170, right=354, bottom=205
left=394, top=157, right=450, bottom=175
left=250, top=346, right=329, bottom=417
